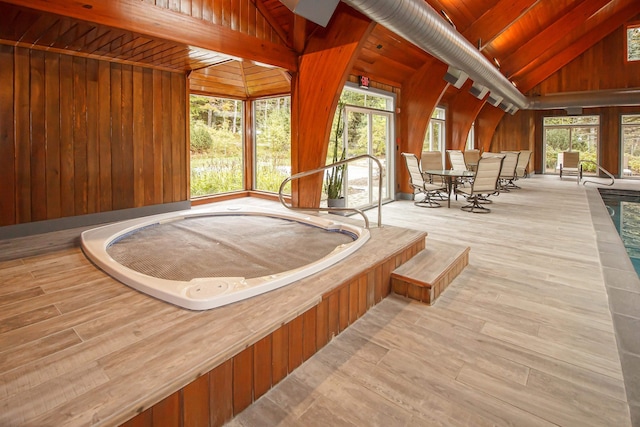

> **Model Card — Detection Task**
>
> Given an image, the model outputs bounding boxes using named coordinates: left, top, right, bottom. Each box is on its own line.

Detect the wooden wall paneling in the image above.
left=86, top=58, right=100, bottom=214
left=222, top=0, right=232, bottom=27
left=142, top=68, right=156, bottom=205
left=212, top=0, right=222, bottom=25
left=447, top=83, right=486, bottom=151
left=381, top=258, right=393, bottom=298
left=0, top=45, right=15, bottom=226
left=110, top=63, right=125, bottom=209
left=121, top=64, right=135, bottom=209
left=327, top=291, right=340, bottom=341
left=532, top=23, right=640, bottom=95
left=247, top=0, right=257, bottom=38
left=338, top=284, right=349, bottom=332
left=120, top=408, right=152, bottom=427
left=348, top=279, right=359, bottom=325
left=133, top=66, right=146, bottom=207
left=476, top=105, right=506, bottom=152
left=302, top=307, right=316, bottom=362
left=98, top=60, right=113, bottom=212
left=232, top=345, right=254, bottom=415
left=516, top=1, right=640, bottom=92
left=231, top=0, right=240, bottom=32
left=358, top=275, right=367, bottom=318
left=73, top=56, right=89, bottom=216
left=209, top=359, right=233, bottom=427
left=30, top=49, right=47, bottom=221
left=14, top=47, right=31, bottom=223
left=366, top=268, right=375, bottom=310
left=271, top=324, right=289, bottom=386
left=253, top=335, right=272, bottom=400
left=598, top=107, right=618, bottom=176
left=291, top=4, right=374, bottom=208
left=180, top=0, right=192, bottom=16
left=315, top=297, right=329, bottom=350
left=202, top=0, right=213, bottom=22
left=396, top=57, right=448, bottom=194
left=191, top=0, right=202, bottom=20
left=59, top=53, right=75, bottom=217
left=151, top=391, right=180, bottom=426
left=152, top=69, right=164, bottom=205
left=374, top=263, right=383, bottom=304
left=161, top=71, right=173, bottom=203
left=491, top=109, right=535, bottom=154
left=287, top=315, right=303, bottom=372
left=168, top=0, right=179, bottom=13
left=44, top=51, right=61, bottom=220
left=171, top=72, right=187, bottom=201
left=182, top=373, right=210, bottom=427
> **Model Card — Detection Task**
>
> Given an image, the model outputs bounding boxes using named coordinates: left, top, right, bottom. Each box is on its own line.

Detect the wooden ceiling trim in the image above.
left=0, top=39, right=182, bottom=73
left=500, top=0, right=612, bottom=77
left=463, top=0, right=539, bottom=49
left=515, top=0, right=640, bottom=91
left=1, top=0, right=298, bottom=70
left=483, top=0, right=579, bottom=60
left=252, top=0, right=292, bottom=49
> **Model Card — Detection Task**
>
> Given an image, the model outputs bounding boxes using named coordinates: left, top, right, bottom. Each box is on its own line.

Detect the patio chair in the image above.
left=458, top=156, right=504, bottom=213
left=515, top=150, right=532, bottom=178
left=421, top=151, right=447, bottom=199
left=447, top=150, right=467, bottom=170
left=559, top=151, right=582, bottom=180
left=463, top=149, right=480, bottom=171
left=402, top=153, right=447, bottom=208
left=448, top=149, right=473, bottom=188
left=499, top=151, right=520, bottom=190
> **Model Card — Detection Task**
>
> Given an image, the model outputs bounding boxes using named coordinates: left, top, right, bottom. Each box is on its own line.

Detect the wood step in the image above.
left=390, top=239, right=470, bottom=305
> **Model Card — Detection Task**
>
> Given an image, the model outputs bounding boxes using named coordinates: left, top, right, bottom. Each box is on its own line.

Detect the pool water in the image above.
left=599, top=188, right=640, bottom=275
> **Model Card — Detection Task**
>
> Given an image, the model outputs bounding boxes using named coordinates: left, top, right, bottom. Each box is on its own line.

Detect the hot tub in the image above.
left=81, top=205, right=369, bottom=310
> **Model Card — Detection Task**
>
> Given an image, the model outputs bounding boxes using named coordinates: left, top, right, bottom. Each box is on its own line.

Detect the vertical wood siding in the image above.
left=145, top=0, right=284, bottom=45
left=119, top=238, right=425, bottom=427
left=0, top=46, right=187, bottom=227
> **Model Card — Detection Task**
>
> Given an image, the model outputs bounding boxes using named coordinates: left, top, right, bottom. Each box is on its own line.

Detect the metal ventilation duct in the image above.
left=341, top=0, right=530, bottom=110
left=528, top=88, right=640, bottom=110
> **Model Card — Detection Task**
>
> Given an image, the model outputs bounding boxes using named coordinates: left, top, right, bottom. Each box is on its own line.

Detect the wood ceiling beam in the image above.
left=251, top=0, right=293, bottom=50
left=514, top=0, right=640, bottom=92
left=2, top=0, right=298, bottom=71
left=463, top=0, right=540, bottom=50
left=500, top=0, right=612, bottom=77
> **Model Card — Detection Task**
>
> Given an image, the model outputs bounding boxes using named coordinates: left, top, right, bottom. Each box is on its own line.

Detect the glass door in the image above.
left=344, top=105, right=392, bottom=209
left=543, top=116, right=599, bottom=174
left=621, top=114, right=640, bottom=178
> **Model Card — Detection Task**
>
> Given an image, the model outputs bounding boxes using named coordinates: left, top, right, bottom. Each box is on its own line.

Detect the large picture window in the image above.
left=543, top=115, right=599, bottom=175
left=424, top=107, right=446, bottom=152
left=627, top=24, right=640, bottom=62
left=254, top=96, right=291, bottom=193
left=622, top=114, right=640, bottom=177
left=189, top=95, right=244, bottom=197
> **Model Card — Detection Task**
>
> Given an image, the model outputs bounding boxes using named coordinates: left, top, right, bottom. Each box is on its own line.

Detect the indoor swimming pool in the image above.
left=599, top=188, right=640, bottom=276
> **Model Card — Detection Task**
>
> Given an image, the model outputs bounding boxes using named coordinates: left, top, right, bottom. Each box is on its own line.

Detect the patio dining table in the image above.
left=424, top=169, right=475, bottom=208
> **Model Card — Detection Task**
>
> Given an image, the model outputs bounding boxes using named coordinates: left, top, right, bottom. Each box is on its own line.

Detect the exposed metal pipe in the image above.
left=341, top=0, right=640, bottom=111
left=341, top=0, right=530, bottom=110
left=528, top=88, right=640, bottom=110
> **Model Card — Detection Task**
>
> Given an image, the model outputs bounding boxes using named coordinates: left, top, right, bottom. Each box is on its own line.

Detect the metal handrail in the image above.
left=580, top=160, right=615, bottom=186
left=278, top=154, right=383, bottom=229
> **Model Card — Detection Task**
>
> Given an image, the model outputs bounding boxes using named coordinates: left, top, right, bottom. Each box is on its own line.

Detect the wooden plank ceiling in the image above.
left=0, top=0, right=637, bottom=100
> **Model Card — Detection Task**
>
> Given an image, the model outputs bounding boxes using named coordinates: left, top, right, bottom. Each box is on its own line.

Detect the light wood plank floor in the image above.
left=230, top=175, right=637, bottom=426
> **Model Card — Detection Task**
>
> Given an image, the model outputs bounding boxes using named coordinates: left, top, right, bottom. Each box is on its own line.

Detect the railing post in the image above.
left=278, top=154, right=384, bottom=229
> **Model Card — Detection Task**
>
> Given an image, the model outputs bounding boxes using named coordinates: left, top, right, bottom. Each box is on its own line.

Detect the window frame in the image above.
left=625, top=22, right=640, bottom=63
